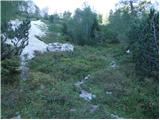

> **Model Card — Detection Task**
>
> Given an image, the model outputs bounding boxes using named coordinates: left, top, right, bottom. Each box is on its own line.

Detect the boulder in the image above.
left=126, top=49, right=130, bottom=54
left=47, top=42, right=74, bottom=52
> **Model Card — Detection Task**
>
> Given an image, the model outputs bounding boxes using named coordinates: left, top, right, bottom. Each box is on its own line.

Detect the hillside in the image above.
left=1, top=0, right=159, bottom=119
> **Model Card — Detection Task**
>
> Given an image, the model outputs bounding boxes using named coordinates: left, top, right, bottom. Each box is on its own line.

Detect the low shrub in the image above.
left=1, top=56, right=20, bottom=84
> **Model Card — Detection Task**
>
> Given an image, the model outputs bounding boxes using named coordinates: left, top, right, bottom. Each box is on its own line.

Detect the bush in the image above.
left=1, top=18, right=31, bottom=60
left=129, top=9, right=159, bottom=79
left=1, top=57, right=20, bottom=84
left=100, top=25, right=119, bottom=44
left=63, top=6, right=100, bottom=45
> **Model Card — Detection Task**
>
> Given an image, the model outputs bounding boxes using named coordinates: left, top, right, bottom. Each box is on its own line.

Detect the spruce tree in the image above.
left=1, top=18, right=31, bottom=60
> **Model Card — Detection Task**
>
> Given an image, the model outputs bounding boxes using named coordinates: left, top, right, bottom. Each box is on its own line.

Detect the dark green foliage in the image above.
left=49, top=14, right=60, bottom=23
left=107, top=0, right=159, bottom=79
left=1, top=1, right=31, bottom=85
left=62, top=22, right=68, bottom=35
left=129, top=9, right=159, bottom=79
left=63, top=11, right=72, bottom=21
left=104, top=2, right=159, bottom=118
left=62, top=11, right=72, bottom=35
left=1, top=18, right=31, bottom=60
left=1, top=57, right=20, bottom=84
left=1, top=1, right=21, bottom=23
left=99, top=25, right=119, bottom=44
left=97, top=14, right=102, bottom=24
left=34, top=5, right=41, bottom=19
left=63, top=6, right=100, bottom=45
left=107, top=9, right=132, bottom=43
left=1, top=1, right=31, bottom=60
left=43, top=14, right=48, bottom=20
left=1, top=1, right=33, bottom=23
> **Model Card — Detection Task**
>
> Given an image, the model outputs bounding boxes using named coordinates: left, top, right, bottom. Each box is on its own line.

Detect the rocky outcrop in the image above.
left=46, top=42, right=74, bottom=52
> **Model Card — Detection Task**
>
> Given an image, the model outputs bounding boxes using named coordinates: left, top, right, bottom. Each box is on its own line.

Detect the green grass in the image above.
left=1, top=20, right=158, bottom=118
left=2, top=43, right=158, bottom=118
left=39, top=21, right=71, bottom=44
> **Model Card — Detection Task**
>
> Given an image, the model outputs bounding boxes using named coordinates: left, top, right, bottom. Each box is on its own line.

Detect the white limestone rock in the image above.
left=47, top=42, right=74, bottom=52
left=80, top=90, right=96, bottom=101
left=126, top=49, right=130, bottom=54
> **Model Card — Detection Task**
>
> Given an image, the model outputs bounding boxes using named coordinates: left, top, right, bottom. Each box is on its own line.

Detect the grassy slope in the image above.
left=1, top=21, right=158, bottom=119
